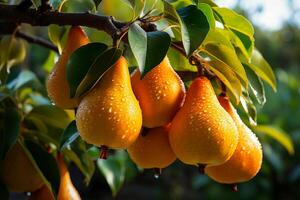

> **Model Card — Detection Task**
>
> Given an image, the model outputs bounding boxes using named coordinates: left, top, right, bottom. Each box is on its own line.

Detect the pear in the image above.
left=127, top=125, right=176, bottom=169
left=169, top=77, right=239, bottom=166
left=2, top=141, right=44, bottom=192
left=76, top=56, right=142, bottom=149
left=131, top=57, right=185, bottom=128
left=47, top=26, right=89, bottom=109
left=205, top=96, right=263, bottom=184
left=57, top=154, right=81, bottom=200
left=29, top=185, right=55, bottom=200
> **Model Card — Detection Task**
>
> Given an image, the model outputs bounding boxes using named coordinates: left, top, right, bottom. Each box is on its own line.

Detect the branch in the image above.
left=16, top=31, right=59, bottom=53
left=0, top=4, right=204, bottom=68
left=0, top=4, right=125, bottom=36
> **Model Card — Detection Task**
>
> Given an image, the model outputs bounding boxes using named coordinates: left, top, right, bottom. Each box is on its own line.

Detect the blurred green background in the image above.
left=4, top=0, right=300, bottom=199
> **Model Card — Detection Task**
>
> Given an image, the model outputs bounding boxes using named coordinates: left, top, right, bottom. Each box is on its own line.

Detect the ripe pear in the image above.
left=29, top=185, right=55, bottom=200
left=127, top=125, right=176, bottom=169
left=2, top=141, right=44, bottom=192
left=57, top=154, right=81, bottom=200
left=76, top=56, right=142, bottom=149
left=131, top=57, right=185, bottom=128
left=205, top=96, right=263, bottom=184
left=47, top=26, right=89, bottom=109
left=169, top=77, right=239, bottom=166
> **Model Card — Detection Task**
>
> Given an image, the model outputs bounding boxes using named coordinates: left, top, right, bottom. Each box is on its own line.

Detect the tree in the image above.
left=0, top=0, right=293, bottom=199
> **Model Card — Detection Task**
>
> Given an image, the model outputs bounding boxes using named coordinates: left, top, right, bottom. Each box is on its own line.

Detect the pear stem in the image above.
left=100, top=146, right=109, bottom=159
left=197, top=164, right=206, bottom=174
left=231, top=184, right=238, bottom=192
left=154, top=168, right=162, bottom=179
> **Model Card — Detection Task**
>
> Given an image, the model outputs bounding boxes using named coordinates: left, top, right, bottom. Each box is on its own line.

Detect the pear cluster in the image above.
left=46, top=26, right=263, bottom=186
left=2, top=141, right=81, bottom=200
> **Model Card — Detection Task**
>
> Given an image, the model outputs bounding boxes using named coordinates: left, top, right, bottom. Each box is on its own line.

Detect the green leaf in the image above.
left=178, top=5, right=210, bottom=56
left=98, top=0, right=134, bottom=22
left=167, top=47, right=197, bottom=72
left=59, top=0, right=96, bottom=12
left=26, top=105, right=71, bottom=129
left=244, top=65, right=266, bottom=105
left=240, top=93, right=257, bottom=125
left=212, top=7, right=254, bottom=55
left=0, top=36, right=26, bottom=70
left=163, top=1, right=182, bottom=40
left=24, top=140, right=60, bottom=195
left=63, top=139, right=95, bottom=184
left=200, top=50, right=242, bottom=103
left=253, top=125, right=294, bottom=155
left=42, top=51, right=57, bottom=73
left=0, top=108, right=21, bottom=160
left=197, top=0, right=217, bottom=7
left=213, top=7, right=254, bottom=38
left=247, top=49, right=277, bottom=91
left=93, top=0, right=102, bottom=7
left=48, top=25, right=66, bottom=54
left=198, top=3, right=215, bottom=29
left=97, top=151, right=126, bottom=196
left=75, top=48, right=122, bottom=97
left=203, top=42, right=248, bottom=87
left=67, top=43, right=108, bottom=97
left=60, top=120, right=79, bottom=150
left=128, top=23, right=171, bottom=77
left=7, top=70, right=43, bottom=92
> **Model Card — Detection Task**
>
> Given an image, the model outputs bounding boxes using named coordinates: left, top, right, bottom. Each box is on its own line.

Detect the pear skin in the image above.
left=205, top=96, right=263, bottom=184
left=127, top=125, right=176, bottom=169
left=131, top=57, right=185, bottom=128
left=169, top=77, right=239, bottom=166
left=29, top=185, right=55, bottom=200
left=47, top=26, right=89, bottom=109
left=76, top=56, right=142, bottom=149
left=57, top=154, right=81, bottom=200
left=2, top=141, right=44, bottom=192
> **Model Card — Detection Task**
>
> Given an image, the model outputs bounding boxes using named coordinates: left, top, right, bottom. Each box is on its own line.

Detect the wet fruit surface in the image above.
left=76, top=57, right=142, bottom=149
left=131, top=57, right=185, bottom=128
left=205, top=96, right=263, bottom=184
left=169, top=77, right=239, bottom=166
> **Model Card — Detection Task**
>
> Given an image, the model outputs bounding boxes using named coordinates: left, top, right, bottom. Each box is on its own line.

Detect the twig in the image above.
left=16, top=31, right=59, bottom=52
left=0, top=4, right=125, bottom=36
left=0, top=4, right=204, bottom=65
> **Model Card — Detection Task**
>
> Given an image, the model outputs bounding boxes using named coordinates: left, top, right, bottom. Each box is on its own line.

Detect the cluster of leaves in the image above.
left=0, top=0, right=295, bottom=198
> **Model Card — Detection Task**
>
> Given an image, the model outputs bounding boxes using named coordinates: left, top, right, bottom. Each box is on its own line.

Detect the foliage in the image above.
left=0, top=0, right=297, bottom=199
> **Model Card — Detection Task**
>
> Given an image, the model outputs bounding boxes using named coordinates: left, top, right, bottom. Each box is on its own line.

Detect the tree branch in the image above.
left=16, top=31, right=59, bottom=53
left=0, top=3, right=204, bottom=68
left=0, top=4, right=125, bottom=35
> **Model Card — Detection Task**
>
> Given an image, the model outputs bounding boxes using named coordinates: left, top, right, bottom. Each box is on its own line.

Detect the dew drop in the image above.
left=108, top=107, right=112, bottom=113
left=208, top=127, right=211, bottom=131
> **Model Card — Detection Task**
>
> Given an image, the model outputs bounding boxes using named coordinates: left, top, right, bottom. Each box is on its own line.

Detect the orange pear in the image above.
left=29, top=185, right=55, bottom=200
left=47, top=26, right=89, bottom=109
left=169, top=77, right=239, bottom=166
left=127, top=125, right=176, bottom=169
left=205, top=96, right=263, bottom=184
left=76, top=56, right=142, bottom=150
left=56, top=154, right=81, bottom=200
left=2, top=141, right=44, bottom=192
left=131, top=57, right=185, bottom=128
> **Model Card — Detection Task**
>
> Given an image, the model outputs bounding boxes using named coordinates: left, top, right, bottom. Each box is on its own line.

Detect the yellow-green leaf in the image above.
left=253, top=125, right=294, bottom=155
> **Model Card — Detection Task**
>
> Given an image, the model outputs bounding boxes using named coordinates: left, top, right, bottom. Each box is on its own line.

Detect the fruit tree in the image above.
left=0, top=0, right=293, bottom=199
